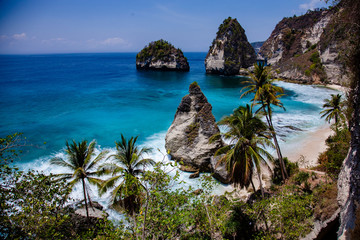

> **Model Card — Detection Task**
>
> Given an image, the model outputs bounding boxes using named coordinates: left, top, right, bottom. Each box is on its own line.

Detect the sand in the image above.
left=281, top=124, right=333, bottom=168
left=325, top=84, right=348, bottom=93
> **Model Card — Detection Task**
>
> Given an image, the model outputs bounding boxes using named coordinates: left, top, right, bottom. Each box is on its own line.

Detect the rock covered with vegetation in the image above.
left=136, top=39, right=189, bottom=71
left=165, top=82, right=230, bottom=182
left=259, top=5, right=352, bottom=85
left=205, top=17, right=256, bottom=75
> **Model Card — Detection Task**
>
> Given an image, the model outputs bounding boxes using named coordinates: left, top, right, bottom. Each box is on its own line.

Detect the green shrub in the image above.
left=318, top=127, right=350, bottom=179
left=272, top=157, right=299, bottom=185
left=294, top=171, right=310, bottom=185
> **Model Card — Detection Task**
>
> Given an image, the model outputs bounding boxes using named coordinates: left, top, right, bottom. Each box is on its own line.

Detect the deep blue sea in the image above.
left=0, top=52, right=339, bottom=218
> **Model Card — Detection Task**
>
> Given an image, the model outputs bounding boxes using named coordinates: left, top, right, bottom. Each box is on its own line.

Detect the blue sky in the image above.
left=0, top=0, right=330, bottom=54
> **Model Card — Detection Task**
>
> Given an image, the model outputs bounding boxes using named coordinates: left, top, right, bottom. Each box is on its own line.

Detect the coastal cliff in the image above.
left=165, top=82, right=231, bottom=183
left=205, top=17, right=256, bottom=75
left=136, top=39, right=189, bottom=71
left=259, top=6, right=351, bottom=85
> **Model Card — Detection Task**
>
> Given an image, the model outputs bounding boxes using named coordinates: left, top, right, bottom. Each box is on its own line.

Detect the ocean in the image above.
left=0, top=52, right=338, bottom=219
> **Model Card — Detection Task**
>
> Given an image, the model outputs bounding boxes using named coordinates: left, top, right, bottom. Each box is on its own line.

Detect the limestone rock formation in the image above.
left=259, top=7, right=351, bottom=85
left=205, top=17, right=256, bottom=75
left=211, top=155, right=232, bottom=184
left=136, top=39, right=189, bottom=71
left=165, top=82, right=228, bottom=181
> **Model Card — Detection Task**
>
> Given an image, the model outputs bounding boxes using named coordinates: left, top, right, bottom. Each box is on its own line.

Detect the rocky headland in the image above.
left=136, top=39, right=189, bottom=71
left=165, top=82, right=231, bottom=183
left=259, top=5, right=352, bottom=86
left=205, top=17, right=256, bottom=75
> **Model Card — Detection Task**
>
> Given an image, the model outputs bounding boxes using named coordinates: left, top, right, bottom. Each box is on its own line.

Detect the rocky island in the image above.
left=205, top=17, right=256, bottom=75
left=165, top=82, right=231, bottom=183
left=136, top=39, right=190, bottom=71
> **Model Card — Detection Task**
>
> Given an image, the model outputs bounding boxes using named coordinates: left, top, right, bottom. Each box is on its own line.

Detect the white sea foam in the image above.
left=275, top=81, right=340, bottom=106
left=16, top=81, right=339, bottom=221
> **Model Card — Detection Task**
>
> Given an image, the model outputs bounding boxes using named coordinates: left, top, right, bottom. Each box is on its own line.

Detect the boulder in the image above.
left=211, top=155, right=232, bottom=184
left=136, top=39, right=189, bottom=71
left=205, top=17, right=256, bottom=75
left=165, top=82, right=223, bottom=172
left=189, top=171, right=200, bottom=179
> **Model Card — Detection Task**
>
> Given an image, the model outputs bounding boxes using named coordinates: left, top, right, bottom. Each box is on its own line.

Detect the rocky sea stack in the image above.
left=165, top=82, right=231, bottom=183
left=205, top=17, right=256, bottom=75
left=136, top=39, right=189, bottom=71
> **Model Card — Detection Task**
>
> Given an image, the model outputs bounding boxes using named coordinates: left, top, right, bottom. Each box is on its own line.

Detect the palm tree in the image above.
left=50, top=140, right=109, bottom=218
left=320, top=93, right=345, bottom=132
left=211, top=105, right=274, bottom=197
left=98, top=135, right=155, bottom=216
left=241, top=63, right=288, bottom=180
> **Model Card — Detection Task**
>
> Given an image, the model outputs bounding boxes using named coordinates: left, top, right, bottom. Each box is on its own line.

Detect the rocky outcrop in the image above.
left=302, top=209, right=340, bottom=240
left=136, top=39, right=189, bottom=71
left=337, top=45, right=360, bottom=239
left=205, top=17, right=256, bottom=75
left=165, top=82, right=231, bottom=183
left=259, top=7, right=350, bottom=85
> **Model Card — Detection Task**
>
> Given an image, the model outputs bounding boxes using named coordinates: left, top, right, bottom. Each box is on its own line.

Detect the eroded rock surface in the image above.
left=205, top=17, right=256, bottom=75
left=165, top=82, right=231, bottom=183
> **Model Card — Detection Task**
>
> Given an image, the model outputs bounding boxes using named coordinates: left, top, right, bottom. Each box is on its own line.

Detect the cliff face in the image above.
left=205, top=17, right=256, bottom=75
left=165, top=82, right=231, bottom=183
left=259, top=7, right=350, bottom=85
left=136, top=39, right=189, bottom=71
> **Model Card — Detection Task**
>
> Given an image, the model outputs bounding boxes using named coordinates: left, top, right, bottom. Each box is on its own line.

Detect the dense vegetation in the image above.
left=136, top=39, right=186, bottom=63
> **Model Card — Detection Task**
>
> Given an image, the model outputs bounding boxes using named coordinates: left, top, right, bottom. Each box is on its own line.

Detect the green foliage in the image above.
left=0, top=167, right=74, bottom=239
left=320, top=93, right=346, bottom=131
left=317, top=127, right=350, bottom=179
left=246, top=186, right=314, bottom=239
left=213, top=104, right=274, bottom=193
left=294, top=171, right=310, bottom=185
left=305, top=50, right=326, bottom=79
left=223, top=202, right=255, bottom=239
left=98, top=135, right=154, bottom=215
left=185, top=122, right=200, bottom=145
left=0, top=132, right=26, bottom=165
left=241, top=62, right=288, bottom=181
left=51, top=140, right=109, bottom=219
left=283, top=29, right=297, bottom=50
left=136, top=39, right=185, bottom=62
left=310, top=51, right=321, bottom=64
left=272, top=157, right=299, bottom=185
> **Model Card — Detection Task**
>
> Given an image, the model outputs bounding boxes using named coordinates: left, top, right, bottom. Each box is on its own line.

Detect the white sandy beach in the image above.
left=325, top=84, right=348, bottom=93
left=282, top=124, right=333, bottom=168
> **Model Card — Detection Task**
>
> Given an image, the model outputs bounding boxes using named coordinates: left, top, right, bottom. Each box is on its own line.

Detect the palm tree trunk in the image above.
left=250, top=178, right=256, bottom=193
left=82, top=177, right=89, bottom=219
left=265, top=105, right=288, bottom=180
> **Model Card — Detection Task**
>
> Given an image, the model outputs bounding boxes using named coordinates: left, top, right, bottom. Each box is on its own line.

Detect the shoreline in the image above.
left=325, top=84, right=347, bottom=93
left=281, top=124, right=332, bottom=168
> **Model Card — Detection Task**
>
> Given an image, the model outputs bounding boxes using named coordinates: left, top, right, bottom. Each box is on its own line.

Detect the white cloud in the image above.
left=300, top=0, right=322, bottom=10
left=0, top=33, right=28, bottom=41
left=100, top=37, right=126, bottom=46
left=12, top=33, right=27, bottom=40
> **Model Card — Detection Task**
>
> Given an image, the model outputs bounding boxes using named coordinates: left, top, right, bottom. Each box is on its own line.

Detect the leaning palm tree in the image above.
left=241, top=62, right=288, bottom=180
left=320, top=93, right=345, bottom=132
left=211, top=105, right=274, bottom=197
left=50, top=140, right=109, bottom=218
left=98, top=135, right=155, bottom=216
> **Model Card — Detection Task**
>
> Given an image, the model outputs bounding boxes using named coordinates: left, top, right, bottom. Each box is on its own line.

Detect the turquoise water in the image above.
left=0, top=52, right=337, bottom=166
left=0, top=52, right=339, bottom=218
